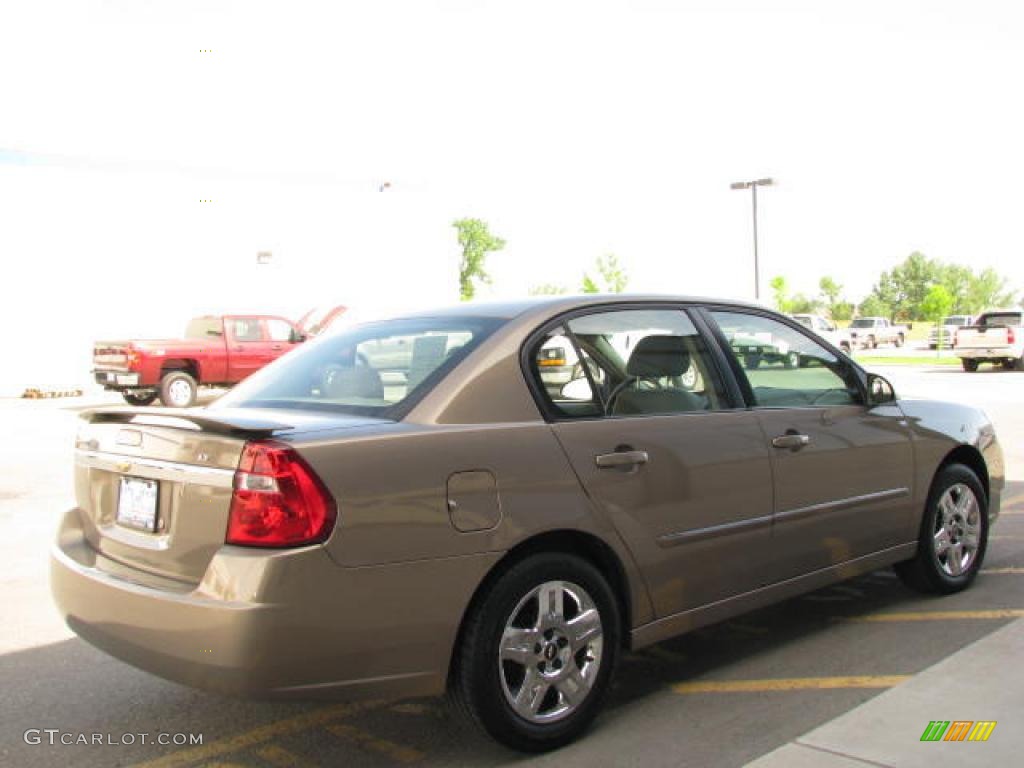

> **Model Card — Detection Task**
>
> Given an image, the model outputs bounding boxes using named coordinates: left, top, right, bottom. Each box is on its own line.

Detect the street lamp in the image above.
left=730, top=177, right=775, bottom=300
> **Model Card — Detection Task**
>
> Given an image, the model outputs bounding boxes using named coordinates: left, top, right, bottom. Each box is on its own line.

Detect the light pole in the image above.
left=730, top=177, right=774, bottom=300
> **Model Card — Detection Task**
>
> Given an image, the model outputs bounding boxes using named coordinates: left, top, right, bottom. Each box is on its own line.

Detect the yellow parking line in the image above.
left=844, top=609, right=1024, bottom=622
left=128, top=702, right=382, bottom=768
left=325, top=723, right=424, bottom=764
left=254, top=744, right=319, bottom=767
left=673, top=675, right=909, bottom=694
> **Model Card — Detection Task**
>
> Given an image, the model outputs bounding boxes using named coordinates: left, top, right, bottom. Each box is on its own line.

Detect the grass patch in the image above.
left=856, top=355, right=960, bottom=366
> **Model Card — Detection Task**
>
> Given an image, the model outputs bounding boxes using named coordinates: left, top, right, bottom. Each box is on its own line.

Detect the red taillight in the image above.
left=226, top=441, right=337, bottom=547
left=1009, top=327, right=1016, bottom=345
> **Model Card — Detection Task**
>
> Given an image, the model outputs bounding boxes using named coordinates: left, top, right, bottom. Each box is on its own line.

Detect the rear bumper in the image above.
left=94, top=370, right=146, bottom=389
left=956, top=349, right=1015, bottom=360
left=51, top=507, right=501, bottom=699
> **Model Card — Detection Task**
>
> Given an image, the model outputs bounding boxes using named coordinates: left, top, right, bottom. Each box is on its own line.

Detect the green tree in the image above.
left=831, top=300, right=855, bottom=321
left=528, top=283, right=568, bottom=296
left=819, top=276, right=842, bottom=306
left=769, top=276, right=790, bottom=312
left=920, top=284, right=955, bottom=353
left=788, top=293, right=821, bottom=314
left=858, top=294, right=890, bottom=318
left=965, top=268, right=1014, bottom=313
left=937, top=264, right=973, bottom=314
left=452, top=218, right=506, bottom=301
left=581, top=253, right=629, bottom=293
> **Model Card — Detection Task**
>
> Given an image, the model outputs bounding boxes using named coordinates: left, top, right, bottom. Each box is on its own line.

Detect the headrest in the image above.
left=626, top=335, right=691, bottom=377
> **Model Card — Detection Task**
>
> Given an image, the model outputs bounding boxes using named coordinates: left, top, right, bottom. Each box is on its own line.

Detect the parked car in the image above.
left=93, top=310, right=342, bottom=408
left=54, top=296, right=1004, bottom=752
left=846, top=316, right=907, bottom=349
left=953, top=310, right=1024, bottom=372
left=928, top=314, right=973, bottom=349
left=790, top=313, right=853, bottom=354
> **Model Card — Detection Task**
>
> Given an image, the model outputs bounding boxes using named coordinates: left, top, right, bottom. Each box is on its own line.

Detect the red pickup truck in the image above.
left=93, top=309, right=345, bottom=407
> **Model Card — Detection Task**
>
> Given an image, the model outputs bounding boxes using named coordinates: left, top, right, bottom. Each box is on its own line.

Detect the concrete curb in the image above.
left=746, top=617, right=1024, bottom=767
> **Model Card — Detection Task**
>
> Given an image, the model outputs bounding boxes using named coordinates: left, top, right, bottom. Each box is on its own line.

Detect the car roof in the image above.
left=387, top=294, right=771, bottom=323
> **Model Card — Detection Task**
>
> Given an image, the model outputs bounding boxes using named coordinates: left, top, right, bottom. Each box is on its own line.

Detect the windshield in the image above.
left=213, top=316, right=503, bottom=417
left=849, top=319, right=876, bottom=328
left=943, top=316, right=969, bottom=326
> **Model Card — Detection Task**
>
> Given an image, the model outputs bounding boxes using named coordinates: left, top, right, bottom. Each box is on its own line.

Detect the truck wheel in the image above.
left=840, top=342, right=851, bottom=355
left=783, top=351, right=800, bottom=369
left=869, top=335, right=878, bottom=349
left=744, top=355, right=761, bottom=370
left=961, top=359, right=979, bottom=372
left=895, top=463, right=987, bottom=594
left=122, top=390, right=158, bottom=406
left=450, top=552, right=620, bottom=752
left=895, top=333, right=904, bottom=348
left=1015, top=356, right=1024, bottom=372
left=159, top=371, right=197, bottom=407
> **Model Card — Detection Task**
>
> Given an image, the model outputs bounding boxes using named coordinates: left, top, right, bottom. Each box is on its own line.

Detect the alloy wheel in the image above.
left=933, top=483, right=981, bottom=577
left=498, top=580, right=604, bottom=724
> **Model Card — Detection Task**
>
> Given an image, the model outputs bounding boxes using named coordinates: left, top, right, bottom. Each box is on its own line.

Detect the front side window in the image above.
left=530, top=308, right=730, bottom=418
left=266, top=319, right=295, bottom=342
left=214, top=316, right=502, bottom=417
left=710, top=311, right=862, bottom=408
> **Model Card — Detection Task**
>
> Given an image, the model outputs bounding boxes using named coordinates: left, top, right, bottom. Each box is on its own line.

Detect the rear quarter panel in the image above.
left=293, top=420, right=655, bottom=627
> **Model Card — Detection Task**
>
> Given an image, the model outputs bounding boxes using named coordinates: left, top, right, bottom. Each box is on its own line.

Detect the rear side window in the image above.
left=232, top=318, right=264, bottom=342
left=185, top=317, right=222, bottom=339
left=979, top=313, right=1021, bottom=327
left=710, top=311, right=862, bottom=408
left=529, top=308, right=730, bottom=418
left=214, top=316, right=502, bottom=417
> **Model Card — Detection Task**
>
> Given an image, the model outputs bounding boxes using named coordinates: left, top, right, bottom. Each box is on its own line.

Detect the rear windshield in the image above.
left=942, top=316, right=970, bottom=326
left=849, top=318, right=876, bottom=328
left=213, top=316, right=503, bottom=417
left=979, top=312, right=1021, bottom=327
left=185, top=317, right=223, bottom=339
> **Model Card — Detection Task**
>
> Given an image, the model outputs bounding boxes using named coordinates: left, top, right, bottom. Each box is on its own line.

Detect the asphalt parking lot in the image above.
left=1, top=364, right=1021, bottom=768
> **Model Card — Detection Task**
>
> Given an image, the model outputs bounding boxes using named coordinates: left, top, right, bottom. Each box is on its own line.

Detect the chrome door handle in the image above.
left=595, top=450, right=649, bottom=469
left=772, top=433, right=811, bottom=451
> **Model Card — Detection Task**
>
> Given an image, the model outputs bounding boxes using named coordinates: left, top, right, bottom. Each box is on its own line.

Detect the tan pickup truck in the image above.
left=953, top=310, right=1024, bottom=372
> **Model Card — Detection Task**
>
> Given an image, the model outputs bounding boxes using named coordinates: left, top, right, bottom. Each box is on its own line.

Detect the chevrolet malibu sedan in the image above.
left=52, top=296, right=1004, bottom=752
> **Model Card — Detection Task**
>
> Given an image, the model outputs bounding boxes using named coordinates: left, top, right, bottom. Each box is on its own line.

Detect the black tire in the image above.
left=961, top=359, right=979, bottom=372
left=744, top=355, right=761, bottom=370
left=895, top=333, right=905, bottom=348
left=783, top=351, right=800, bottom=369
left=1001, top=359, right=1017, bottom=371
left=158, top=370, right=198, bottom=408
left=450, top=552, right=621, bottom=752
left=869, top=335, right=878, bottom=349
left=840, top=342, right=851, bottom=356
left=1014, top=356, right=1024, bottom=372
left=122, top=390, right=158, bottom=406
left=895, top=463, right=988, bottom=595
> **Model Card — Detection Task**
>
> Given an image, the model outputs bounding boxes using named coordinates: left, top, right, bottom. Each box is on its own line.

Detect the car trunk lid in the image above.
left=73, top=407, right=384, bottom=584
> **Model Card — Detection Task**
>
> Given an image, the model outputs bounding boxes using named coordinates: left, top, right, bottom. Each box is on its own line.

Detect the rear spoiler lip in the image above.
left=81, top=407, right=292, bottom=439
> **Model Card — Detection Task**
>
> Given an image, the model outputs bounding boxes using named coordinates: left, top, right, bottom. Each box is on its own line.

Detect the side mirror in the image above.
left=289, top=329, right=307, bottom=343
left=867, top=373, right=896, bottom=405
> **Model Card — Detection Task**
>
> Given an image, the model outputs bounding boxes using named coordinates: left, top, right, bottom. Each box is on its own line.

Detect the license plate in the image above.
left=116, top=476, right=159, bottom=532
